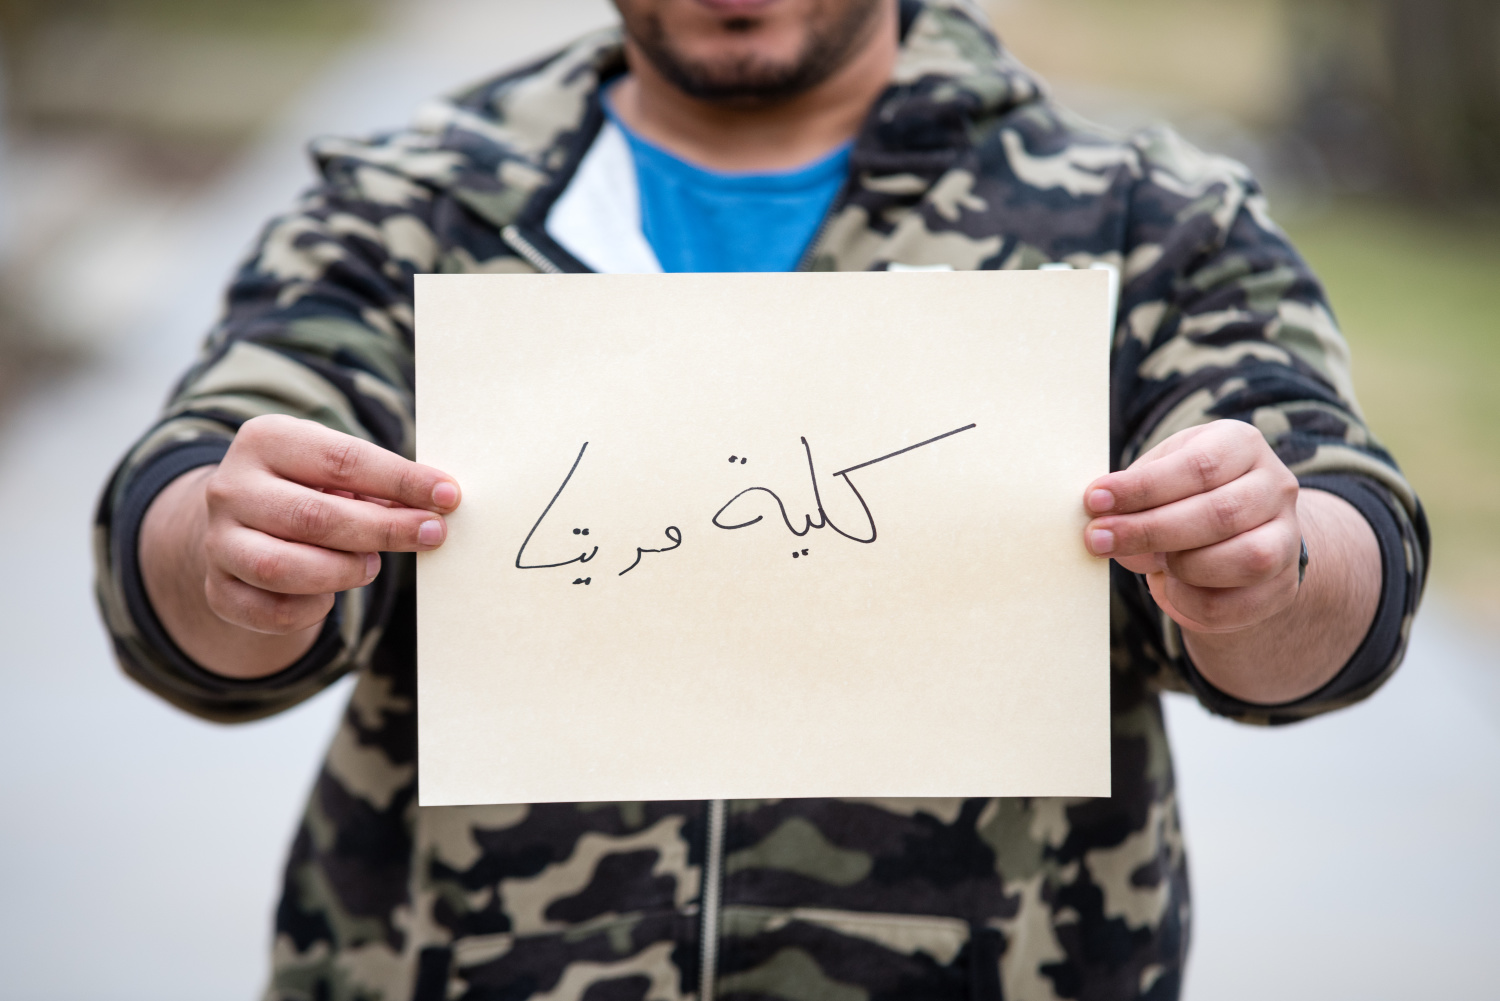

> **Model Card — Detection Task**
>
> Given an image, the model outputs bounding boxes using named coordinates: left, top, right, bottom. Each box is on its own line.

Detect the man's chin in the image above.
left=653, top=53, right=821, bottom=103
left=627, top=0, right=885, bottom=105
left=694, top=0, right=783, bottom=13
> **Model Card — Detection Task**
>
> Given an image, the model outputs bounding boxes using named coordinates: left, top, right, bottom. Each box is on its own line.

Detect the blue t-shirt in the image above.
left=605, top=106, right=850, bottom=274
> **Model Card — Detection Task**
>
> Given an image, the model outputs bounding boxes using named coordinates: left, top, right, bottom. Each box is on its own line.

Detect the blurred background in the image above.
left=0, top=0, right=1494, bottom=998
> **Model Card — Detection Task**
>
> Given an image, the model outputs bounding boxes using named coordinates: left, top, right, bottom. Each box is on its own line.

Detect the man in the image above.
left=95, top=0, right=1427, bottom=998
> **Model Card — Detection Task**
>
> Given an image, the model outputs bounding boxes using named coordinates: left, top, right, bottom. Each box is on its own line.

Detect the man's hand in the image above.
left=1083, top=420, right=1301, bottom=634
left=1082, top=419, right=1381, bottom=704
left=140, top=415, right=461, bottom=679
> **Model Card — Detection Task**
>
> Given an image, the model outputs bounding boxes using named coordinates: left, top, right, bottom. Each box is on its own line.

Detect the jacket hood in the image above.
left=310, top=0, right=1046, bottom=232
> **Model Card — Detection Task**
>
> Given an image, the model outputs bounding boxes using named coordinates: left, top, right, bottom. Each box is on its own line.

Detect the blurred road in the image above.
left=0, top=1, right=1495, bottom=998
left=1165, top=605, right=1500, bottom=999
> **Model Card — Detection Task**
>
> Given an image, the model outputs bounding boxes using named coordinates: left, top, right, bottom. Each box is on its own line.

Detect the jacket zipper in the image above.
left=500, top=217, right=740, bottom=1001
left=501, top=224, right=566, bottom=274
left=699, top=798, right=726, bottom=1001
left=793, top=190, right=844, bottom=273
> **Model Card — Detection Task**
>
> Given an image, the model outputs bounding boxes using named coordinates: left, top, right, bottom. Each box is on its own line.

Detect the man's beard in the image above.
left=627, top=1, right=885, bottom=104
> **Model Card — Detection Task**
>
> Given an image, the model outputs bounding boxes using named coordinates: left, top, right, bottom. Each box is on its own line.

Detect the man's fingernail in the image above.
left=1087, top=489, right=1114, bottom=513
left=364, top=553, right=380, bottom=580
left=1089, top=529, right=1115, bottom=555
left=432, top=482, right=459, bottom=508
left=418, top=519, right=445, bottom=547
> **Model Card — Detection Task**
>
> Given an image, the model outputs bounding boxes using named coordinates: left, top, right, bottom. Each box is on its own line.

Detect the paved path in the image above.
left=0, top=3, right=1494, bottom=996
left=1168, top=602, right=1500, bottom=999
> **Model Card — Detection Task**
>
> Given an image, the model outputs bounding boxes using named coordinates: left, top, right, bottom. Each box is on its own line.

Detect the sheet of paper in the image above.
left=415, top=270, right=1111, bottom=806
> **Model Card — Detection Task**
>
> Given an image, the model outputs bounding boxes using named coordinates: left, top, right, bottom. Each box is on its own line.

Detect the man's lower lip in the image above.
left=695, top=0, right=779, bottom=13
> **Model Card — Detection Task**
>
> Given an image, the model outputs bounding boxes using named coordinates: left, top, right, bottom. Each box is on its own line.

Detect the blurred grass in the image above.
left=0, top=0, right=384, bottom=395
left=1284, top=202, right=1500, bottom=630
left=101, top=0, right=375, bottom=38
left=0, top=0, right=377, bottom=40
left=0, top=0, right=382, bottom=141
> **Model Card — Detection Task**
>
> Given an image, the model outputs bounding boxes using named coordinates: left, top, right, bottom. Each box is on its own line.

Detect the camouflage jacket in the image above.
left=94, top=2, right=1428, bottom=999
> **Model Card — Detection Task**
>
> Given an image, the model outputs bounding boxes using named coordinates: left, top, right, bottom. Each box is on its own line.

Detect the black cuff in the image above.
left=1178, top=472, right=1409, bottom=722
left=111, top=440, right=344, bottom=695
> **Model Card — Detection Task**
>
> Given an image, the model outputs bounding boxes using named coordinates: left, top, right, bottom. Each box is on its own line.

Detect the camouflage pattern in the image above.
left=93, top=1, right=1427, bottom=999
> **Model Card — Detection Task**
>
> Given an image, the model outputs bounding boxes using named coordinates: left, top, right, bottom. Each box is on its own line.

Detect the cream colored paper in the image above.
left=415, top=270, right=1110, bottom=806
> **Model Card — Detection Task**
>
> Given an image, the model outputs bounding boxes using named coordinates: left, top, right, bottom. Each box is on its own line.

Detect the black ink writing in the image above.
left=515, top=442, right=599, bottom=570
left=618, top=526, right=684, bottom=576
left=518, top=424, right=973, bottom=585
left=713, top=423, right=976, bottom=544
